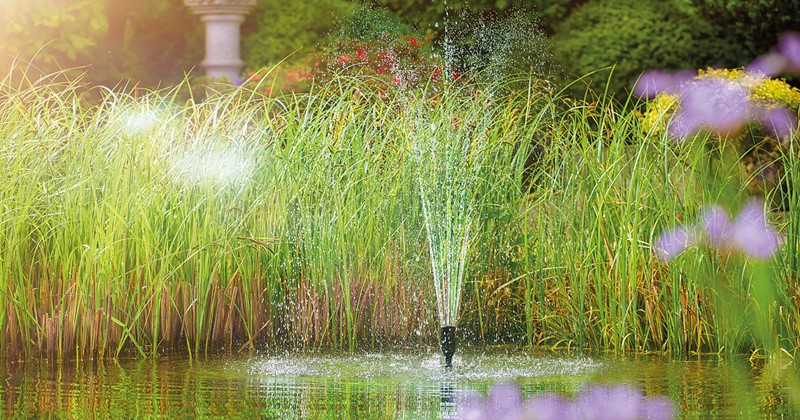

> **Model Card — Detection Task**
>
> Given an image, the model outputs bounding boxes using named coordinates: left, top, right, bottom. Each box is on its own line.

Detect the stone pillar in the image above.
left=184, top=0, right=257, bottom=80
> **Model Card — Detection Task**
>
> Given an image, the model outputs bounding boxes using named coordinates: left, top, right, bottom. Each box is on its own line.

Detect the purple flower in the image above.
left=634, top=69, right=693, bottom=99
left=778, top=32, right=800, bottom=73
left=575, top=385, right=644, bottom=420
left=657, top=200, right=784, bottom=262
left=728, top=200, right=784, bottom=259
left=654, top=225, right=698, bottom=262
left=669, top=79, right=750, bottom=140
left=456, top=383, right=524, bottom=420
left=488, top=382, right=525, bottom=419
left=758, top=106, right=798, bottom=144
left=523, top=393, right=574, bottom=420
left=459, top=383, right=676, bottom=420
left=746, top=53, right=788, bottom=77
left=700, top=205, right=731, bottom=247
left=457, top=390, right=491, bottom=420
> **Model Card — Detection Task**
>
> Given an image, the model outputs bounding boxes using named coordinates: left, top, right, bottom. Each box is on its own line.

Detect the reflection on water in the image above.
left=1, top=347, right=797, bottom=418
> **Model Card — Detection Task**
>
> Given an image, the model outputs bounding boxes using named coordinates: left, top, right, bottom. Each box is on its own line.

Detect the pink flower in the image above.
left=409, top=37, right=419, bottom=47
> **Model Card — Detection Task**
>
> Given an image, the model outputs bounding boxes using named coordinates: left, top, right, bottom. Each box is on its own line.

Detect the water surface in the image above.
left=2, top=347, right=797, bottom=418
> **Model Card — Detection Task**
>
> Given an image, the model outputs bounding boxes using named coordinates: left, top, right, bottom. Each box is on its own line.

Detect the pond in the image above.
left=1, top=347, right=797, bottom=418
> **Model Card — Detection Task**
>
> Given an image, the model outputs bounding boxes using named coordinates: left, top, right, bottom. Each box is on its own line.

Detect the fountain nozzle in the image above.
left=440, top=326, right=456, bottom=368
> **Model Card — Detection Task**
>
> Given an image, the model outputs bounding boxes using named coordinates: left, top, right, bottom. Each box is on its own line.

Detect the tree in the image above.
left=0, top=0, right=107, bottom=73
left=1, top=0, right=203, bottom=87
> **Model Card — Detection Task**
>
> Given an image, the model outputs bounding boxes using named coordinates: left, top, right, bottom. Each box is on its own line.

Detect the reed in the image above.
left=1, top=66, right=797, bottom=358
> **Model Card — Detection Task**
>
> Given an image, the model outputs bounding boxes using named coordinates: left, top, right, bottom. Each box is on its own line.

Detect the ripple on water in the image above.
left=245, top=349, right=602, bottom=382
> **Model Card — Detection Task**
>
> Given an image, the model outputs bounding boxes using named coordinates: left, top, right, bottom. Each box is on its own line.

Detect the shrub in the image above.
left=241, top=0, right=353, bottom=68
left=241, top=6, right=457, bottom=100
left=689, top=0, right=800, bottom=72
left=550, top=0, right=723, bottom=98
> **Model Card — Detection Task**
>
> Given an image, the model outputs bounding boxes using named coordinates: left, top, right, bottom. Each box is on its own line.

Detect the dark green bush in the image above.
left=370, top=0, right=589, bottom=34
left=241, top=0, right=353, bottom=69
left=690, top=0, right=800, bottom=70
left=332, top=5, right=416, bottom=41
left=550, top=0, right=725, bottom=98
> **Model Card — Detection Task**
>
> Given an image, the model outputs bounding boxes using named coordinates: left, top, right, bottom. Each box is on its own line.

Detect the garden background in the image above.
left=2, top=0, right=799, bottom=95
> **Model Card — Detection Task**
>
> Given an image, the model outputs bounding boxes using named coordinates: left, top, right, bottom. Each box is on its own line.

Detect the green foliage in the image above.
left=0, top=0, right=203, bottom=87
left=110, top=0, right=203, bottom=86
left=332, top=5, right=416, bottom=41
left=368, top=0, right=587, bottom=33
left=550, top=0, right=723, bottom=98
left=442, top=8, right=555, bottom=83
left=0, top=0, right=107, bottom=69
left=242, top=0, right=354, bottom=68
left=689, top=0, right=800, bottom=69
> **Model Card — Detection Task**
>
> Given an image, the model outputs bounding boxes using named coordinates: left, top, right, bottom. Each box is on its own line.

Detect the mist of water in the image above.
left=414, top=118, right=488, bottom=328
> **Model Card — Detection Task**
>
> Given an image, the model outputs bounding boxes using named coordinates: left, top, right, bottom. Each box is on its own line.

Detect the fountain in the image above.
left=414, top=113, right=489, bottom=368
left=412, top=6, right=554, bottom=370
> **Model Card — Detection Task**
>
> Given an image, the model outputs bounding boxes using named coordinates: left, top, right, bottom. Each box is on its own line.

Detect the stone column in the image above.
left=184, top=0, right=257, bottom=80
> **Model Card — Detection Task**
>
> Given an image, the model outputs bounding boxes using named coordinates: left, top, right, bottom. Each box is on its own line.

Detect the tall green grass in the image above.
left=1, top=68, right=797, bottom=358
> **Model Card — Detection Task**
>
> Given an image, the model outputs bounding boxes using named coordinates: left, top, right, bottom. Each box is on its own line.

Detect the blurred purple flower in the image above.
left=233, top=78, right=246, bottom=87
left=489, top=382, right=525, bottom=419
left=634, top=69, right=693, bottom=99
left=669, top=79, right=750, bottom=140
left=758, top=106, right=798, bottom=144
left=523, top=393, right=574, bottom=420
left=700, top=205, right=731, bottom=247
left=728, top=200, right=784, bottom=259
left=575, top=385, right=644, bottom=420
left=657, top=200, right=783, bottom=262
left=654, top=225, right=698, bottom=262
left=746, top=32, right=800, bottom=76
left=456, top=383, right=524, bottom=420
left=458, top=384, right=675, bottom=420
left=746, top=53, right=788, bottom=77
left=778, top=32, right=800, bottom=73
left=457, top=390, right=491, bottom=420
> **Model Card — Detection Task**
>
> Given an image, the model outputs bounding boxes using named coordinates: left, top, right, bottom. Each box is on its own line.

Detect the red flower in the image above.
left=378, top=51, right=396, bottom=65
left=432, top=66, right=443, bottom=82
left=452, top=70, right=460, bottom=80
left=392, top=73, right=402, bottom=84
left=356, top=47, right=367, bottom=61
left=265, top=87, right=272, bottom=96
left=409, top=37, right=419, bottom=47
left=248, top=71, right=261, bottom=81
left=338, top=54, right=351, bottom=65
